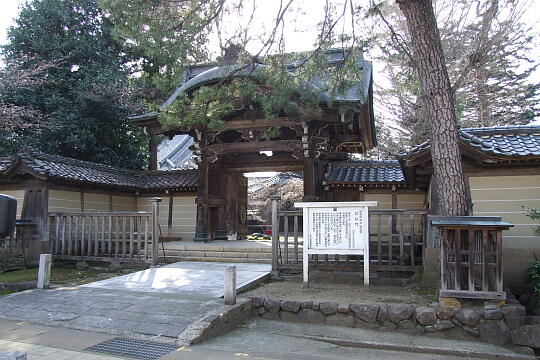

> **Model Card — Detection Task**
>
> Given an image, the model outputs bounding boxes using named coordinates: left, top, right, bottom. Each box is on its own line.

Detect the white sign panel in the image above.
left=308, top=207, right=364, bottom=250
left=295, top=201, right=377, bottom=286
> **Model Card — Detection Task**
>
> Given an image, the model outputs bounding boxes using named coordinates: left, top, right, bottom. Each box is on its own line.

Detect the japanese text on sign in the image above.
left=309, top=208, right=363, bottom=250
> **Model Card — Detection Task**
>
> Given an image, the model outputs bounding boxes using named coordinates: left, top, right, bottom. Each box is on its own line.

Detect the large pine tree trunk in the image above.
left=397, top=0, right=468, bottom=216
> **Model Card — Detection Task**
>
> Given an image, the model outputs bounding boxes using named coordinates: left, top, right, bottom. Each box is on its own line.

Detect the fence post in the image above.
left=270, top=195, right=280, bottom=273
left=149, top=198, right=162, bottom=266
left=224, top=265, right=236, bottom=305
left=37, top=254, right=51, bottom=289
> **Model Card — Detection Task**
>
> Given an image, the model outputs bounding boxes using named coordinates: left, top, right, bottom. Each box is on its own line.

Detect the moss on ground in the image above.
left=0, top=265, right=125, bottom=286
left=415, top=287, right=438, bottom=301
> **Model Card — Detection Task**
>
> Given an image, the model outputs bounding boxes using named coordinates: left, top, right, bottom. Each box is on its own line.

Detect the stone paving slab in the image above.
left=82, top=262, right=271, bottom=298
left=0, top=287, right=221, bottom=340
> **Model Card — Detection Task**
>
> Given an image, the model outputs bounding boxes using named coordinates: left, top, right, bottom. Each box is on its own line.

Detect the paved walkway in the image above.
left=83, top=262, right=270, bottom=298
left=0, top=318, right=523, bottom=360
left=0, top=287, right=219, bottom=338
left=0, top=261, right=270, bottom=340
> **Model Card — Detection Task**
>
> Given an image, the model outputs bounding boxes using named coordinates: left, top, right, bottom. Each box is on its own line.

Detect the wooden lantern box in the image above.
left=432, top=217, right=513, bottom=301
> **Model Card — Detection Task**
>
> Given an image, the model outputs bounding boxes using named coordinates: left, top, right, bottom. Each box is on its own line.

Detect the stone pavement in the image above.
left=0, top=287, right=220, bottom=339
left=0, top=261, right=270, bottom=340
left=83, top=262, right=271, bottom=298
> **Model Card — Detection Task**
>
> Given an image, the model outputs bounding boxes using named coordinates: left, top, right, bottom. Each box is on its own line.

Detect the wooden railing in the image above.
left=48, top=198, right=162, bottom=265
left=270, top=197, right=428, bottom=273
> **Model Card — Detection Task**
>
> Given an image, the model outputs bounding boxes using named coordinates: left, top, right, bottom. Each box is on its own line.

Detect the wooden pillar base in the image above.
left=214, top=229, right=227, bottom=240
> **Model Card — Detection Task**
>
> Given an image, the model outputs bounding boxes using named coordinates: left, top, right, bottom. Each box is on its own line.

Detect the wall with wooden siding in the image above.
left=469, top=174, right=540, bottom=289
left=469, top=175, right=540, bottom=250
left=136, top=195, right=196, bottom=241
left=48, top=190, right=82, bottom=212
left=83, top=193, right=110, bottom=211
left=111, top=195, right=136, bottom=212
left=0, top=190, right=25, bottom=218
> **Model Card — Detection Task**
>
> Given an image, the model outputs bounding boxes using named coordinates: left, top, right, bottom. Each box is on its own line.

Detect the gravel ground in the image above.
left=242, top=277, right=433, bottom=305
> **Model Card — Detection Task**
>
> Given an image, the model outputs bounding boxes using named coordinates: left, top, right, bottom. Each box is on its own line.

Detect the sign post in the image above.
left=294, top=201, right=377, bottom=287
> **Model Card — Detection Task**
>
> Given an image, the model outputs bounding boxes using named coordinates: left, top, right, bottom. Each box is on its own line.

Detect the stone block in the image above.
left=326, top=313, right=355, bottom=327
left=251, top=297, right=264, bottom=308
left=399, top=319, right=416, bottom=329
left=439, top=297, right=461, bottom=309
left=453, top=308, right=481, bottom=327
left=434, top=320, right=455, bottom=331
left=337, top=304, right=350, bottom=313
left=483, top=307, right=503, bottom=321
left=257, top=307, right=265, bottom=315
left=301, top=300, right=313, bottom=309
left=280, top=300, right=301, bottom=313
left=319, top=302, right=338, bottom=315
left=312, top=302, right=320, bottom=311
left=511, top=324, right=540, bottom=348
left=263, top=298, right=281, bottom=313
left=377, top=304, right=390, bottom=322
left=502, top=304, right=526, bottom=329
left=430, top=304, right=453, bottom=320
left=463, top=326, right=479, bottom=337
left=350, top=303, right=380, bottom=323
left=479, top=321, right=511, bottom=346
left=415, top=306, right=437, bottom=326
left=388, top=304, right=415, bottom=323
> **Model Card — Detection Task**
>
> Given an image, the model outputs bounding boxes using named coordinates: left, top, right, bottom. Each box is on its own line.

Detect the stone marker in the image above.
left=37, top=254, right=52, bottom=289
left=224, top=265, right=236, bottom=305
left=0, top=351, right=27, bottom=360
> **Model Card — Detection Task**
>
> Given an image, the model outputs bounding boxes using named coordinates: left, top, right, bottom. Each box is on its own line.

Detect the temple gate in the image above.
left=131, top=48, right=375, bottom=242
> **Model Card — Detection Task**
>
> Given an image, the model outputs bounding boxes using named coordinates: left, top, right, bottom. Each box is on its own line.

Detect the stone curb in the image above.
left=249, top=296, right=536, bottom=351
left=178, top=298, right=255, bottom=346
left=300, top=334, right=536, bottom=360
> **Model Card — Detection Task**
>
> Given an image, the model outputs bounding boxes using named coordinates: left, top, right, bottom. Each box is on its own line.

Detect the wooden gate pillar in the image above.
left=303, top=157, right=316, bottom=201
left=214, top=206, right=227, bottom=240
left=303, top=157, right=324, bottom=202
left=194, top=161, right=210, bottom=242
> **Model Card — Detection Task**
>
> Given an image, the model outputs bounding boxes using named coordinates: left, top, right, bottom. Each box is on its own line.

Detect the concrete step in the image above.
left=159, top=256, right=272, bottom=264
left=163, top=243, right=273, bottom=253
left=163, top=250, right=274, bottom=259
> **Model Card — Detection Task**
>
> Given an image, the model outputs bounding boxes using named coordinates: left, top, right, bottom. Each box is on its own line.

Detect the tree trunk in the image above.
left=397, top=0, right=468, bottom=216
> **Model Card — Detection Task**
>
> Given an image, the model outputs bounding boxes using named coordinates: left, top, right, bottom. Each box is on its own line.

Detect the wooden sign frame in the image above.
left=294, top=201, right=377, bottom=287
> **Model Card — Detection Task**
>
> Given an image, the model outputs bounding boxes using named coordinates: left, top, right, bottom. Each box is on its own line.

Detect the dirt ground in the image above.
left=242, top=277, right=435, bottom=305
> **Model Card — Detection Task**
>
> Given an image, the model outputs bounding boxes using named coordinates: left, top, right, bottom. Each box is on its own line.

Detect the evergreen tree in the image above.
left=1, top=0, right=148, bottom=169
left=368, top=0, right=539, bottom=148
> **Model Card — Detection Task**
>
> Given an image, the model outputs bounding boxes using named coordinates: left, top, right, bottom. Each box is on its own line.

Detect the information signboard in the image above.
left=294, top=201, right=377, bottom=286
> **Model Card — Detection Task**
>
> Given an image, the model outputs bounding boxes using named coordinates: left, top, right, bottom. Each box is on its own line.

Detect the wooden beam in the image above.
left=223, top=117, right=296, bottom=129
left=207, top=140, right=301, bottom=155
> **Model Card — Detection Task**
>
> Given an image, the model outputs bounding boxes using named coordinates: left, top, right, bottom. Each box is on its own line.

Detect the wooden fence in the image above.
left=270, top=198, right=428, bottom=273
left=48, top=198, right=161, bottom=265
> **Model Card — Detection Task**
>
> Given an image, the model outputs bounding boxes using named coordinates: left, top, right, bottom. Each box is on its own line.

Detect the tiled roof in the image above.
left=131, top=50, right=373, bottom=122
left=0, top=151, right=197, bottom=192
left=402, top=125, right=540, bottom=159
left=325, top=160, right=405, bottom=185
